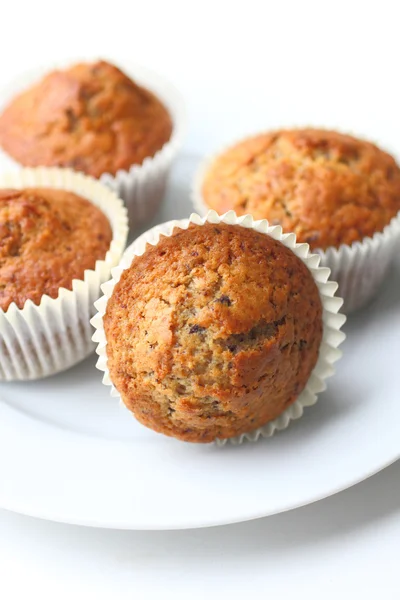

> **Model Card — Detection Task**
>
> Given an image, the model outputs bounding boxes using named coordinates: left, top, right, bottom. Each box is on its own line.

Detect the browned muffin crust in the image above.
left=0, top=188, right=112, bottom=311
left=104, top=223, right=323, bottom=443
left=202, top=129, right=400, bottom=250
left=0, top=61, right=173, bottom=178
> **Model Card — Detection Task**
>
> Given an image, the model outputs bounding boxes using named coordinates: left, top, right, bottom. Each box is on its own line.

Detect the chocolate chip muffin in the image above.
left=104, top=222, right=323, bottom=443
left=201, top=129, right=400, bottom=250
left=0, top=60, right=173, bottom=178
left=0, top=188, right=112, bottom=311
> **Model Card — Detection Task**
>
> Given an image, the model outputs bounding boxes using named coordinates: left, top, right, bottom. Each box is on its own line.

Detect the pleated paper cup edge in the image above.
left=92, top=210, right=346, bottom=446
left=0, top=167, right=128, bottom=380
left=322, top=210, right=400, bottom=312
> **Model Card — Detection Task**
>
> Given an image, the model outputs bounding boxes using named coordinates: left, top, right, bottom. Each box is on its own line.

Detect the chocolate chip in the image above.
left=217, top=295, right=231, bottom=306
left=189, top=324, right=205, bottom=334
left=65, top=108, right=78, bottom=131
left=304, top=233, right=319, bottom=244
left=90, top=65, right=102, bottom=76
left=8, top=242, right=20, bottom=257
left=64, top=157, right=85, bottom=171
left=387, top=167, right=395, bottom=180
left=191, top=251, right=199, bottom=257
left=299, top=339, right=307, bottom=350
left=228, top=345, right=237, bottom=353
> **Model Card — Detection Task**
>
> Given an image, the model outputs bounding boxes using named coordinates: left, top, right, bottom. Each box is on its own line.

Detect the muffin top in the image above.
left=202, top=129, right=400, bottom=250
left=104, top=222, right=323, bottom=442
left=0, top=60, right=173, bottom=178
left=0, top=188, right=112, bottom=311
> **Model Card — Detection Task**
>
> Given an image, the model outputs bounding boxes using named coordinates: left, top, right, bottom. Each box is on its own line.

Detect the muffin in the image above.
left=93, top=213, right=346, bottom=444
left=0, top=188, right=112, bottom=311
left=0, top=168, right=128, bottom=381
left=195, top=129, right=400, bottom=312
left=0, top=60, right=172, bottom=177
left=0, top=60, right=185, bottom=228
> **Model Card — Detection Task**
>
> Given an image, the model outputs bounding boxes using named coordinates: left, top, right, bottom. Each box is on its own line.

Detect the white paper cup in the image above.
left=91, top=210, right=346, bottom=445
left=0, top=168, right=128, bottom=381
left=192, top=130, right=400, bottom=314
left=319, top=216, right=400, bottom=312
left=0, top=58, right=186, bottom=231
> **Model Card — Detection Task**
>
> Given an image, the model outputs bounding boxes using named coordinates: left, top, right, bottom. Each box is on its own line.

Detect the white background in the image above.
left=0, top=1, right=399, bottom=598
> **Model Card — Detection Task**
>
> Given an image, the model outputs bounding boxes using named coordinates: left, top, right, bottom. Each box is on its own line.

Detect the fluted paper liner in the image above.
left=91, top=210, right=346, bottom=445
left=192, top=130, right=400, bottom=313
left=0, top=168, right=128, bottom=381
left=0, top=59, right=186, bottom=230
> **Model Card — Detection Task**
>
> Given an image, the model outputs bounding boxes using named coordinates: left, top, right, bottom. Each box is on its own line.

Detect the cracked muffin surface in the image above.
left=0, top=187, right=112, bottom=311
left=104, top=222, right=323, bottom=443
left=0, top=60, right=173, bottom=178
left=202, top=129, right=400, bottom=250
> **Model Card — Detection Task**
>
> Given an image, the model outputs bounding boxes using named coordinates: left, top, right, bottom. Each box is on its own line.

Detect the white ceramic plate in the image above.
left=0, top=156, right=399, bottom=530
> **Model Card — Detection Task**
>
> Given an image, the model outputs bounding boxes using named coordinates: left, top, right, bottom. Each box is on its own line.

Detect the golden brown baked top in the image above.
left=0, top=61, right=173, bottom=178
left=0, top=187, right=112, bottom=311
left=202, top=129, right=400, bottom=250
left=104, top=222, right=323, bottom=443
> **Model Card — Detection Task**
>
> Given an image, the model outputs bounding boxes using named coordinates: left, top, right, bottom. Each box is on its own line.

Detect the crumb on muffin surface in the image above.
left=104, top=222, right=323, bottom=443
left=0, top=61, right=173, bottom=178
left=0, top=187, right=112, bottom=311
left=202, top=129, right=400, bottom=250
